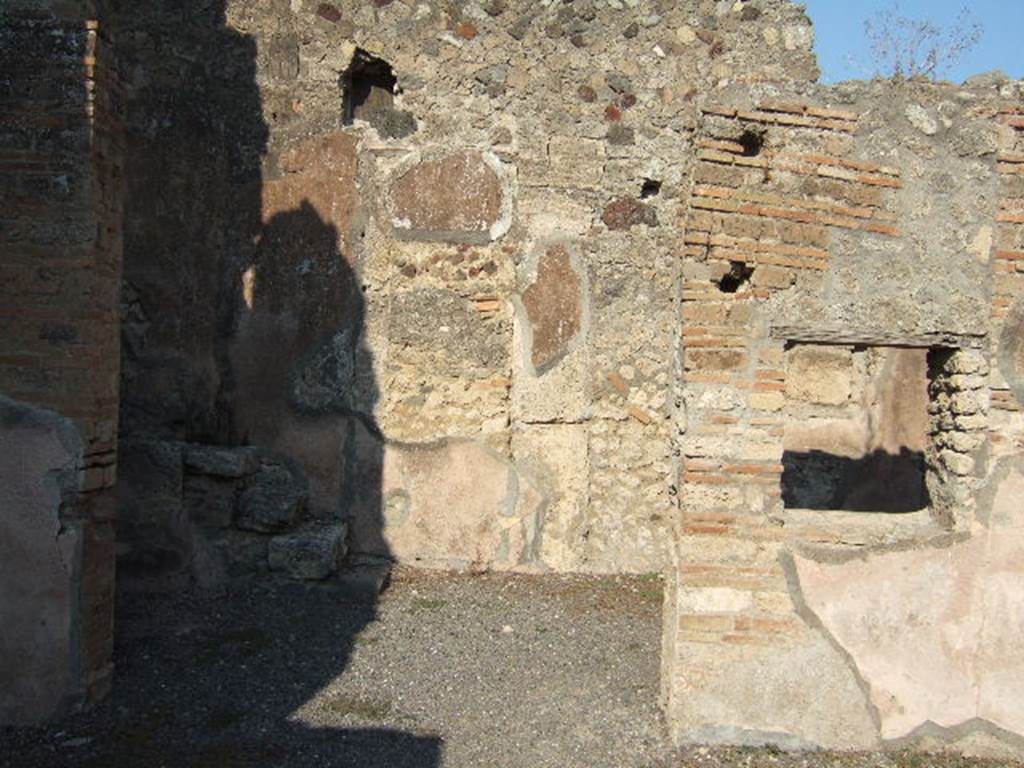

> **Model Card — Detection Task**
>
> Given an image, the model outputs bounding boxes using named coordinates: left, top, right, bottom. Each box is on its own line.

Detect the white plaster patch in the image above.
left=793, top=511, right=1024, bottom=743
left=906, top=104, right=939, bottom=136
left=242, top=266, right=256, bottom=309
left=677, top=587, right=755, bottom=613
left=969, top=226, right=993, bottom=264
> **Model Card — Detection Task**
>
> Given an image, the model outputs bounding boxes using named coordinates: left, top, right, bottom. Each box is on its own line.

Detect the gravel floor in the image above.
left=2, top=570, right=1022, bottom=768
left=0, top=569, right=664, bottom=768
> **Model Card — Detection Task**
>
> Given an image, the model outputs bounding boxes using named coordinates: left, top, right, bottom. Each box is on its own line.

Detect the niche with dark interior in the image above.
left=341, top=49, right=417, bottom=139
left=738, top=128, right=764, bottom=157
left=641, top=179, right=662, bottom=198
left=780, top=344, right=931, bottom=513
left=717, top=260, right=754, bottom=293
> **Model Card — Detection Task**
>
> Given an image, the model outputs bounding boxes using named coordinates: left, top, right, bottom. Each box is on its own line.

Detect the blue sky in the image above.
left=801, top=0, right=1024, bottom=83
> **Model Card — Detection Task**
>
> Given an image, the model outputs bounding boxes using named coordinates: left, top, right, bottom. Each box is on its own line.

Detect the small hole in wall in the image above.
left=718, top=260, right=754, bottom=293
left=641, top=179, right=662, bottom=198
left=738, top=129, right=765, bottom=157
left=342, top=48, right=399, bottom=125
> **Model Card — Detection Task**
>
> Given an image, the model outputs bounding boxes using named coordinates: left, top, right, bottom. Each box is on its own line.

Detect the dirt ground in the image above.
left=1, top=570, right=1020, bottom=768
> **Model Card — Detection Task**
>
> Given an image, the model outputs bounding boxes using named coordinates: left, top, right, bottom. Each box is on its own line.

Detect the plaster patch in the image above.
left=791, top=483, right=1024, bottom=745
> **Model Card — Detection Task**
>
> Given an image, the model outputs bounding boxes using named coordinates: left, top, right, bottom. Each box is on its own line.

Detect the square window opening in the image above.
left=780, top=343, right=930, bottom=513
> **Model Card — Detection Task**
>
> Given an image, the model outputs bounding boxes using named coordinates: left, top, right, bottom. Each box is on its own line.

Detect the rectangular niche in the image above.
left=781, top=343, right=929, bottom=513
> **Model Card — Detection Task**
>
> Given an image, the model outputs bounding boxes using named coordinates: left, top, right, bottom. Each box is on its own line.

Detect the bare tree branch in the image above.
left=864, top=3, right=982, bottom=80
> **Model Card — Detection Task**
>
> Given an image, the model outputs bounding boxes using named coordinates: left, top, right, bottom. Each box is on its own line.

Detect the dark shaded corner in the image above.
left=92, top=0, right=438, bottom=765
left=781, top=447, right=930, bottom=513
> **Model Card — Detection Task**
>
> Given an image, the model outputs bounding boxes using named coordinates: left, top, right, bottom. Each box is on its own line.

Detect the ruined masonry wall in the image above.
left=3, top=0, right=1024, bottom=753
left=662, top=81, right=1024, bottom=756
left=990, top=108, right=1024, bottom=463
left=113, top=0, right=819, bottom=579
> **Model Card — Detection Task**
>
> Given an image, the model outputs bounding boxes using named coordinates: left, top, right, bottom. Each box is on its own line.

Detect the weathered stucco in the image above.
left=117, top=0, right=770, bottom=578
left=0, top=398, right=83, bottom=724
left=792, top=506, right=1024, bottom=743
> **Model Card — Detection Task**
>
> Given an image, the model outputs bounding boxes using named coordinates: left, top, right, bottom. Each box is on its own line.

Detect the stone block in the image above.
left=183, top=444, right=259, bottom=478
left=268, top=524, right=348, bottom=580
left=237, top=462, right=307, bottom=533
left=685, top=349, right=747, bottom=371
left=785, top=346, right=853, bottom=405
left=523, top=135, right=605, bottom=190
left=751, top=265, right=794, bottom=289
left=602, top=197, right=658, bottom=231
left=782, top=418, right=866, bottom=458
left=950, top=390, right=983, bottom=415
left=748, top=391, right=785, bottom=411
left=940, top=449, right=975, bottom=476
left=518, top=188, right=593, bottom=237
left=676, top=587, right=755, bottom=613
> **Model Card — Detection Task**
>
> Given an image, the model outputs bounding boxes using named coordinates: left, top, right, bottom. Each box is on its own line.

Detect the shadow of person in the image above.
left=227, top=200, right=381, bottom=533
left=91, top=205, right=440, bottom=768
left=102, top=0, right=441, bottom=764
left=75, top=580, right=442, bottom=768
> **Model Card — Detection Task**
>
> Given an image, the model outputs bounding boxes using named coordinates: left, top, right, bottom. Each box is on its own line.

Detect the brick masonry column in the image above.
left=0, top=2, right=123, bottom=722
left=664, top=102, right=905, bottom=748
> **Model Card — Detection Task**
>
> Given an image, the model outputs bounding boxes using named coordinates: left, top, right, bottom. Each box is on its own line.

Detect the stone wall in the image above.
left=661, top=79, right=1024, bottom=757
left=0, top=0, right=123, bottom=723
left=112, top=0, right=820, bottom=580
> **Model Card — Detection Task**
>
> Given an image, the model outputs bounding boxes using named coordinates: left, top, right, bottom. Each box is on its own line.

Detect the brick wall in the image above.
left=667, top=104, right=900, bottom=684
left=678, top=100, right=906, bottom=553
left=0, top=3, right=123, bottom=717
left=991, top=109, right=1024, bottom=423
left=663, top=92, right=1019, bottom=753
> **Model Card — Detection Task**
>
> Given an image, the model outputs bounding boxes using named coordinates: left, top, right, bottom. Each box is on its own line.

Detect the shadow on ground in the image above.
left=1, top=582, right=441, bottom=768
left=98, top=0, right=420, bottom=763
left=1, top=571, right=669, bottom=768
